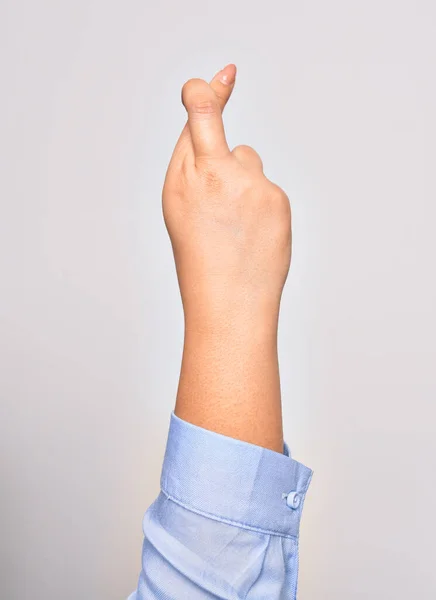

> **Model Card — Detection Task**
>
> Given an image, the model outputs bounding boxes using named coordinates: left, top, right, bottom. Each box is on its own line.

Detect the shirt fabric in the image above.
left=128, top=411, right=313, bottom=599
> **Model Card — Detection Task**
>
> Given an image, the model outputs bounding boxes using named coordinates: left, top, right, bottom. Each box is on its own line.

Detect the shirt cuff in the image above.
left=160, top=411, right=313, bottom=539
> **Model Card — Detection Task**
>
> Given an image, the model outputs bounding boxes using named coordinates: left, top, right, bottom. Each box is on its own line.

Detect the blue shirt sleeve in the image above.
left=128, top=411, right=313, bottom=599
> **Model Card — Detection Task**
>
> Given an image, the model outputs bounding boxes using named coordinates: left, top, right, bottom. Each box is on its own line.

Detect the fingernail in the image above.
left=219, top=72, right=230, bottom=85
left=217, top=64, right=236, bottom=85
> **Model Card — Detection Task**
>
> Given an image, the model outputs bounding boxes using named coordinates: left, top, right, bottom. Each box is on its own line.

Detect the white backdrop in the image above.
left=1, top=1, right=435, bottom=598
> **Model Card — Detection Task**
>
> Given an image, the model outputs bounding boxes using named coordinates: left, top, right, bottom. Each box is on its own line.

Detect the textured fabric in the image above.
left=128, top=411, right=313, bottom=599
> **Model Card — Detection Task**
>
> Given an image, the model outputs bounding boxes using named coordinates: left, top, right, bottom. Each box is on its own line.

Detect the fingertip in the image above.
left=213, top=63, right=237, bottom=86
left=181, top=78, right=209, bottom=109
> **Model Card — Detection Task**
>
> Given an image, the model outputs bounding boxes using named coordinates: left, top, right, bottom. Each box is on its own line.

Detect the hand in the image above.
left=162, top=65, right=292, bottom=337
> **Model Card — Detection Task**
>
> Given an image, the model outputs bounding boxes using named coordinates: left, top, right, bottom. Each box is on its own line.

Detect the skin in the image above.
left=163, top=64, right=292, bottom=453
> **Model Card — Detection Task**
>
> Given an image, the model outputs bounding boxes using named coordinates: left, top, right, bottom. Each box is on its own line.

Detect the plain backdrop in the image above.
left=1, top=1, right=435, bottom=598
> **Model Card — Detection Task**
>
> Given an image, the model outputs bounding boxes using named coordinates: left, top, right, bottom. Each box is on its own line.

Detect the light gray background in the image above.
left=1, top=1, right=435, bottom=598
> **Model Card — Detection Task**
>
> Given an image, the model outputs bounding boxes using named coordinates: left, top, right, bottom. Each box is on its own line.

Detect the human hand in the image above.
left=162, top=65, right=291, bottom=336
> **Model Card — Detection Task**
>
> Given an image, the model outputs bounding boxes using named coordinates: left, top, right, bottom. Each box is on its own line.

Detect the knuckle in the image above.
left=233, top=144, right=263, bottom=168
left=199, top=166, right=223, bottom=192
left=270, top=183, right=288, bottom=203
left=234, top=144, right=254, bottom=153
left=269, top=184, right=291, bottom=219
left=192, top=99, right=217, bottom=115
left=234, top=144, right=257, bottom=158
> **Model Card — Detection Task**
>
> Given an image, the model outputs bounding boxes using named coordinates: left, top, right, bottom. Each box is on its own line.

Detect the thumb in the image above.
left=182, top=78, right=231, bottom=160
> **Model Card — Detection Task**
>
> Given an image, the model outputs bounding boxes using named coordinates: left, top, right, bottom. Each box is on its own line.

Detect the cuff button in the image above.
left=285, top=491, right=301, bottom=509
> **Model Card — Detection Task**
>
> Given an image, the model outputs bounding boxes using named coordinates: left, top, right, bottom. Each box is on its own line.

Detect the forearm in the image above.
left=165, top=66, right=291, bottom=455
left=129, top=65, right=313, bottom=600
left=175, top=308, right=284, bottom=453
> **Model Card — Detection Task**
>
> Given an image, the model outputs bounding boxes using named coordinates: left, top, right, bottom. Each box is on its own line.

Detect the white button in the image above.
left=286, top=491, right=301, bottom=509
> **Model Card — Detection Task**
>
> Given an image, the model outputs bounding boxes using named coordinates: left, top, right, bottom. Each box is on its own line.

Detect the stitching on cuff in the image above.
left=160, top=486, right=299, bottom=540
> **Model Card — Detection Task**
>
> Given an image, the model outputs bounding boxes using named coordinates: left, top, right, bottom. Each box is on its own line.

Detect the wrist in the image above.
left=183, top=305, right=280, bottom=344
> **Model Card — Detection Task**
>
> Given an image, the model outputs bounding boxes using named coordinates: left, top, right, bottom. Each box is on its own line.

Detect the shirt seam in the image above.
left=160, top=487, right=299, bottom=541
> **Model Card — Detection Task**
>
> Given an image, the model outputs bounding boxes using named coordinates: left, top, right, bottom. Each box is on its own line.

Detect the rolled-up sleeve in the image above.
left=128, top=411, right=313, bottom=599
